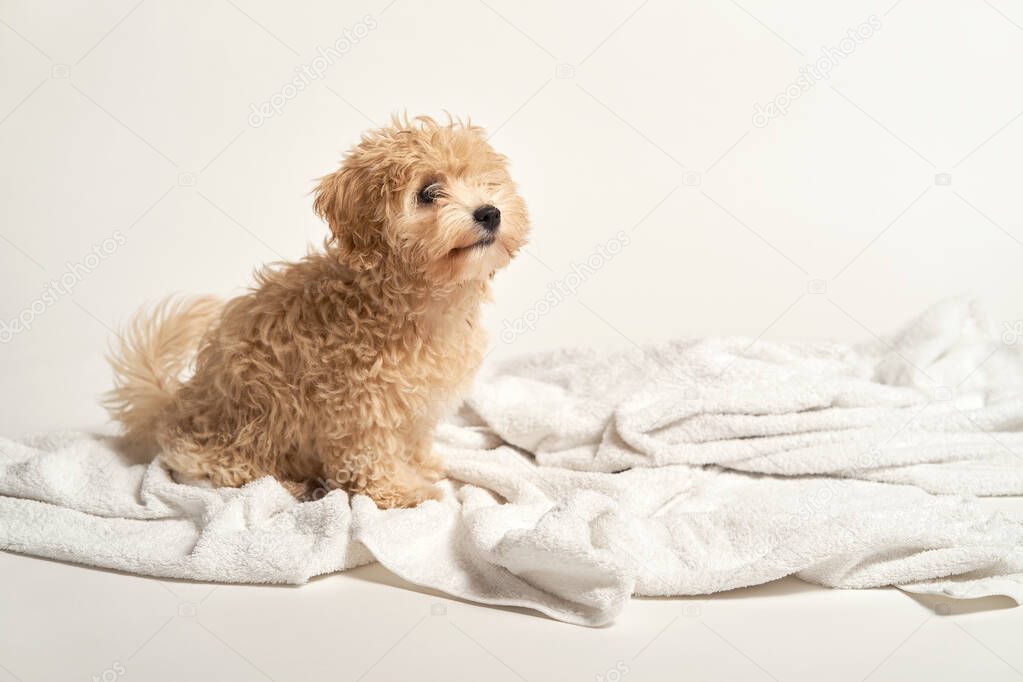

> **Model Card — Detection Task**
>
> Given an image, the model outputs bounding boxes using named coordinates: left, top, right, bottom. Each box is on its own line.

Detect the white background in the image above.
left=1, top=1, right=1022, bottom=680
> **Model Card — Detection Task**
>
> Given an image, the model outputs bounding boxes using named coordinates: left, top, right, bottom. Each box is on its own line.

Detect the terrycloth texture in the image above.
left=472, top=297, right=1023, bottom=495
left=1, top=298, right=1022, bottom=626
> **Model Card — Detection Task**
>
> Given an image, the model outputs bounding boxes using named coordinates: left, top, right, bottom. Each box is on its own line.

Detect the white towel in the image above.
left=470, top=297, right=1023, bottom=495
left=1, top=298, right=1022, bottom=626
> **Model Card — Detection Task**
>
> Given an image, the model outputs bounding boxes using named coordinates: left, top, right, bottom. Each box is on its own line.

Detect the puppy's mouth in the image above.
left=449, top=235, right=497, bottom=256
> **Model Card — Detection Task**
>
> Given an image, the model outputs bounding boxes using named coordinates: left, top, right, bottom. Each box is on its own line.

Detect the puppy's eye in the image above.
left=418, top=183, right=443, bottom=205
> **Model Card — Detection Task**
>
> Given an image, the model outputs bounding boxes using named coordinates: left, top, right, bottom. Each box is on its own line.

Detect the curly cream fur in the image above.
left=104, top=115, right=529, bottom=507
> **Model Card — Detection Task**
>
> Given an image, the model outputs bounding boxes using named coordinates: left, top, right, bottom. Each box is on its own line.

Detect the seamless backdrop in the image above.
left=3, top=3, right=1023, bottom=682
left=1, top=0, right=1022, bottom=436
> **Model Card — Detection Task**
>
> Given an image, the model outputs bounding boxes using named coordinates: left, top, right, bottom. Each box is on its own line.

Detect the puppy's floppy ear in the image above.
left=313, top=164, right=384, bottom=271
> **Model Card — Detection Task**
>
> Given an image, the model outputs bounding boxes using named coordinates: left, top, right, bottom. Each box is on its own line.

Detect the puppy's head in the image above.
left=314, top=115, right=529, bottom=284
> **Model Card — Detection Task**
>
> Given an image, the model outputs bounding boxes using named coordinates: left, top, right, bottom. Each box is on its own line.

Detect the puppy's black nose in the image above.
left=473, top=204, right=501, bottom=232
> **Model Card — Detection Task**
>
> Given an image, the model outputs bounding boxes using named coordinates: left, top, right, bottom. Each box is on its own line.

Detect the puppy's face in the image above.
left=315, top=116, right=529, bottom=285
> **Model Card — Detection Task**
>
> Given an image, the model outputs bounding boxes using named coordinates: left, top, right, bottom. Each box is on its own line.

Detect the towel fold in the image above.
left=1, top=297, right=1021, bottom=625
left=470, top=297, right=1023, bottom=495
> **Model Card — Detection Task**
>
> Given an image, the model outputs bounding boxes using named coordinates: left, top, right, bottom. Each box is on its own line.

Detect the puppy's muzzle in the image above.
left=473, top=204, right=501, bottom=233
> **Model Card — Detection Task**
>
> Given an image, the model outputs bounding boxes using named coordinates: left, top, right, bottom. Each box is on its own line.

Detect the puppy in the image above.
left=104, top=115, right=529, bottom=508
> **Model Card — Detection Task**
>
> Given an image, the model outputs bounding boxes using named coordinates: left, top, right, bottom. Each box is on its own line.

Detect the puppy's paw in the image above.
left=421, top=462, right=445, bottom=483
left=414, top=450, right=446, bottom=482
left=278, top=479, right=310, bottom=499
left=368, top=481, right=442, bottom=509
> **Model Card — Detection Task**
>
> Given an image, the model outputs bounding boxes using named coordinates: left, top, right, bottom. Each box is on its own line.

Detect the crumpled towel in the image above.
left=1, top=297, right=1021, bottom=626
left=468, top=297, right=1023, bottom=495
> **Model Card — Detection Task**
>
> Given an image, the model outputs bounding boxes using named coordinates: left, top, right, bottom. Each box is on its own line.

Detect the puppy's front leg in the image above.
left=321, top=432, right=441, bottom=509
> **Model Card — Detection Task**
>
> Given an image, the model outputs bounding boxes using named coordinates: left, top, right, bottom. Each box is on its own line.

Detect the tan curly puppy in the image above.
left=104, top=115, right=529, bottom=508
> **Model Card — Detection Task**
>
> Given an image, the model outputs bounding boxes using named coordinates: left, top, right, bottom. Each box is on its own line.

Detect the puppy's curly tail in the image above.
left=103, top=296, right=223, bottom=448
